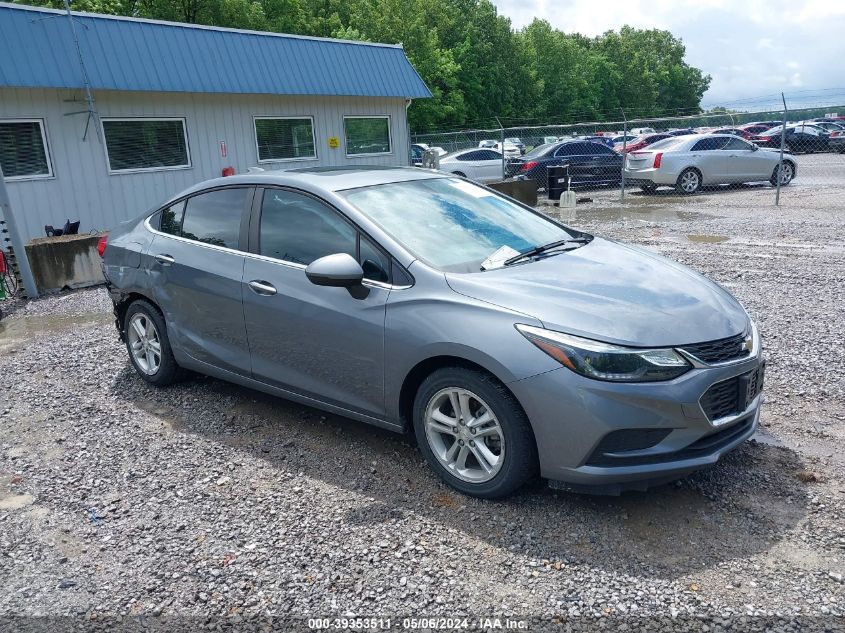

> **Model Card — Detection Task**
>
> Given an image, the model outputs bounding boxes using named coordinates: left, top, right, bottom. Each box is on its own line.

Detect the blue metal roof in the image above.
left=0, top=3, right=431, bottom=98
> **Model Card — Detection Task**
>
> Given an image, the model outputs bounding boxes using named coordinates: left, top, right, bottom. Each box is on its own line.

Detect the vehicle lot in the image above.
left=1, top=179, right=844, bottom=630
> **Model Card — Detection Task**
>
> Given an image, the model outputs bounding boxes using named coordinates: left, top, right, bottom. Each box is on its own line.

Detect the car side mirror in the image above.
left=305, top=253, right=364, bottom=288
left=751, top=144, right=759, bottom=151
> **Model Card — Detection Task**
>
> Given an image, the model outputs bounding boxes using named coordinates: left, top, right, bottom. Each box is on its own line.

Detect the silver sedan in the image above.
left=101, top=168, right=763, bottom=498
left=624, top=134, right=796, bottom=194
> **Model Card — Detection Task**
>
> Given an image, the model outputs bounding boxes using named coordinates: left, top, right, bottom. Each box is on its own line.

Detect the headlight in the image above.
left=516, top=324, right=691, bottom=382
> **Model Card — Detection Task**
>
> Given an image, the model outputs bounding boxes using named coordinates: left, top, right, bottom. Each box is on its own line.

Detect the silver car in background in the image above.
left=101, top=168, right=764, bottom=498
left=438, top=148, right=505, bottom=182
left=624, top=134, right=796, bottom=194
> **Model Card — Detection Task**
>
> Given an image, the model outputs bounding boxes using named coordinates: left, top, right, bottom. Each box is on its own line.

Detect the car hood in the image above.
left=445, top=237, right=748, bottom=347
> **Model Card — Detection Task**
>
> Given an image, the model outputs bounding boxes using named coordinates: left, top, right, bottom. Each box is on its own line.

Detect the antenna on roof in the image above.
left=31, top=0, right=100, bottom=141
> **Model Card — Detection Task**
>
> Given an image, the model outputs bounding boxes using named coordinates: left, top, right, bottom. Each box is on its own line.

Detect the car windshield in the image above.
left=341, top=177, right=575, bottom=273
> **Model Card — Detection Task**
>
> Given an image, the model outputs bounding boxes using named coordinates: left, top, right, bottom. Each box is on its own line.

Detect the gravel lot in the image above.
left=1, top=180, right=844, bottom=632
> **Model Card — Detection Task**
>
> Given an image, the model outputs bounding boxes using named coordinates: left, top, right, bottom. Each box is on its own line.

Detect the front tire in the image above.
left=675, top=168, right=701, bottom=195
left=413, top=367, right=538, bottom=499
left=770, top=161, right=794, bottom=186
left=124, top=300, right=180, bottom=386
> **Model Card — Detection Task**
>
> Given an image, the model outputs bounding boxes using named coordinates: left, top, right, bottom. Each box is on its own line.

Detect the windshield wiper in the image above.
left=503, top=237, right=591, bottom=266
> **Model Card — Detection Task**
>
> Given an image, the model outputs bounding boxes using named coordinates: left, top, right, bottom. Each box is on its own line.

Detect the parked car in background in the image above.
left=478, top=139, right=498, bottom=148
left=506, top=140, right=622, bottom=190
left=578, top=135, right=616, bottom=148
left=493, top=141, right=522, bottom=159
left=610, top=134, right=637, bottom=144
left=803, top=120, right=845, bottom=133
left=623, top=134, right=796, bottom=194
left=829, top=128, right=845, bottom=153
left=739, top=123, right=774, bottom=136
left=504, top=137, right=526, bottom=154
left=629, top=127, right=656, bottom=135
left=540, top=136, right=560, bottom=145
left=752, top=124, right=830, bottom=154
left=712, top=128, right=753, bottom=139
left=666, top=128, right=697, bottom=136
left=438, top=148, right=505, bottom=182
left=615, top=133, right=673, bottom=154
left=102, top=167, right=764, bottom=498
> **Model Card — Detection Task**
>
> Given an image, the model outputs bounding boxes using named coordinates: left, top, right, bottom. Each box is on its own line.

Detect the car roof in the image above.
left=173, top=166, right=447, bottom=198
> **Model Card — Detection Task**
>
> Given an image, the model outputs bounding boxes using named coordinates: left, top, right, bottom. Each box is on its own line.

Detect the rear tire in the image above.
left=675, top=168, right=701, bottom=195
left=124, top=300, right=180, bottom=387
left=413, top=367, right=538, bottom=499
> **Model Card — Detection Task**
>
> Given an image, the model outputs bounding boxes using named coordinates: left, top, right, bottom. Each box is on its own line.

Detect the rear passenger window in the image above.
left=259, top=189, right=356, bottom=265
left=159, top=201, right=185, bottom=236
left=180, top=188, right=247, bottom=249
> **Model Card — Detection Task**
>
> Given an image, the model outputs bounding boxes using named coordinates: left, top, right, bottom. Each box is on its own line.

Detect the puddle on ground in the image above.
left=0, top=312, right=112, bottom=353
left=687, top=234, right=729, bottom=243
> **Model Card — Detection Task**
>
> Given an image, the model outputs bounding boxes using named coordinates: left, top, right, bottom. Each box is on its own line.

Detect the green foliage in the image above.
left=16, top=0, right=711, bottom=132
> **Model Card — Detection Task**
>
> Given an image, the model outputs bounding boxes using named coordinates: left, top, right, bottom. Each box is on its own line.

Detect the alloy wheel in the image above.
left=778, top=162, right=793, bottom=184
left=127, top=313, right=162, bottom=375
left=423, top=387, right=505, bottom=483
left=680, top=170, right=700, bottom=193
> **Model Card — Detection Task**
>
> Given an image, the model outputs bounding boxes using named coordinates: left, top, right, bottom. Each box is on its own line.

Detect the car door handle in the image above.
left=248, top=280, right=277, bottom=296
left=155, top=254, right=175, bottom=265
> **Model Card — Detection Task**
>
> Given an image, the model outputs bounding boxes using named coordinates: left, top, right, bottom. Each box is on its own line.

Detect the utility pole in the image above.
left=775, top=93, right=788, bottom=206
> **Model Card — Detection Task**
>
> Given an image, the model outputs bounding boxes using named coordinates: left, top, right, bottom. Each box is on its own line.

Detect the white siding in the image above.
left=0, top=88, right=411, bottom=240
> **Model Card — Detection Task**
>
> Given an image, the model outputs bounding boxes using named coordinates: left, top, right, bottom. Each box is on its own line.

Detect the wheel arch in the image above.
left=114, top=291, right=163, bottom=335
left=397, top=354, right=529, bottom=435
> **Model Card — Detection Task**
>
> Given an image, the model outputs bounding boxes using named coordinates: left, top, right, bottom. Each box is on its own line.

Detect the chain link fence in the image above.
left=412, top=105, right=845, bottom=206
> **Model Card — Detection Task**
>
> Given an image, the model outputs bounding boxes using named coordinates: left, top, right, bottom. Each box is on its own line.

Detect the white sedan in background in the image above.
left=623, top=134, right=796, bottom=194
left=438, top=148, right=506, bottom=182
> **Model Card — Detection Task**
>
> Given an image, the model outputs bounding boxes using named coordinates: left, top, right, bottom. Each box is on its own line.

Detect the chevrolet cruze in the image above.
left=101, top=167, right=764, bottom=498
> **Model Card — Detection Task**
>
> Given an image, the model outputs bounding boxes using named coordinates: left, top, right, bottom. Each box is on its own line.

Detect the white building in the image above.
left=0, top=2, right=431, bottom=241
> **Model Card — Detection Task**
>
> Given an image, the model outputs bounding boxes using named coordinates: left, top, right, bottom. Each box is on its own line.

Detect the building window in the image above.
left=344, top=116, right=391, bottom=156
left=254, top=117, right=316, bottom=162
left=102, top=118, right=191, bottom=173
left=0, top=119, right=53, bottom=180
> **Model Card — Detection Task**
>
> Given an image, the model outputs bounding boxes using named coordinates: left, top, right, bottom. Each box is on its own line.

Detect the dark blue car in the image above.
left=505, top=140, right=623, bottom=190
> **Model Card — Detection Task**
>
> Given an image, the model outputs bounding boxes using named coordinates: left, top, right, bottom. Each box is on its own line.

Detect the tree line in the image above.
left=22, top=0, right=712, bottom=132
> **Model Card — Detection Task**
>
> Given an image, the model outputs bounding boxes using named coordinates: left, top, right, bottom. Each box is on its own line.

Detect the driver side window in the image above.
left=258, top=188, right=391, bottom=283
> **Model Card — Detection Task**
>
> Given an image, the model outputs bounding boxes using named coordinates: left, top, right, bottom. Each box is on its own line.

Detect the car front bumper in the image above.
left=508, top=346, right=764, bottom=494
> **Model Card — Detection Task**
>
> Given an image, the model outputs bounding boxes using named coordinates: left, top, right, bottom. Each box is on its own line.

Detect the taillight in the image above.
left=97, top=234, right=108, bottom=258
left=520, top=160, right=538, bottom=172
left=653, top=152, right=663, bottom=168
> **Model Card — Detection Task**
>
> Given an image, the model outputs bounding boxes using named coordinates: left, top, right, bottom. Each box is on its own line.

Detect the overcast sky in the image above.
left=491, top=0, right=845, bottom=109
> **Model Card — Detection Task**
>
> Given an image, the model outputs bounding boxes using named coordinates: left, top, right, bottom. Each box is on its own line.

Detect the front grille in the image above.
left=680, top=332, right=749, bottom=364
left=586, top=428, right=672, bottom=466
left=700, top=377, right=741, bottom=420
left=700, top=364, right=765, bottom=422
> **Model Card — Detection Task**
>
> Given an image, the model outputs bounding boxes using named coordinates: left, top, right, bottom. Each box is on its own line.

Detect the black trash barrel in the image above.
left=547, top=164, right=571, bottom=201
